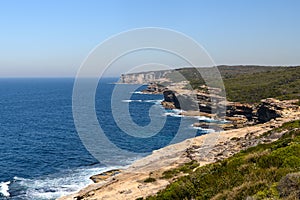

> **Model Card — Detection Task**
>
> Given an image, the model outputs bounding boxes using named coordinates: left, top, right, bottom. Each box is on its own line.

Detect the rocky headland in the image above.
left=59, top=70, right=300, bottom=200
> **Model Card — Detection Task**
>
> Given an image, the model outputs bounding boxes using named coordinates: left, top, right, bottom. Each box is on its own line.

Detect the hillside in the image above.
left=161, top=65, right=300, bottom=103
left=147, top=120, right=300, bottom=200
left=223, top=66, right=300, bottom=103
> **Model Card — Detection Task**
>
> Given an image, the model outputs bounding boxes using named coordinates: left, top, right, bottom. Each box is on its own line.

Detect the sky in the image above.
left=0, top=0, right=299, bottom=77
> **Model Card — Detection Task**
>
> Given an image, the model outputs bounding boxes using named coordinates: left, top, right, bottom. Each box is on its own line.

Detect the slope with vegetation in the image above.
left=146, top=120, right=300, bottom=200
left=166, top=65, right=300, bottom=103
left=224, top=66, right=300, bottom=103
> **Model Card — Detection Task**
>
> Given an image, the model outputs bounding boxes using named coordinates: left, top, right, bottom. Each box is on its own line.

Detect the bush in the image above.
left=161, top=161, right=199, bottom=179
left=277, top=172, right=300, bottom=198
left=144, top=177, right=156, bottom=183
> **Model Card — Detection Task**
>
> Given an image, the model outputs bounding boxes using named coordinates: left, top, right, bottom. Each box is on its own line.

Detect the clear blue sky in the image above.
left=0, top=0, right=299, bottom=77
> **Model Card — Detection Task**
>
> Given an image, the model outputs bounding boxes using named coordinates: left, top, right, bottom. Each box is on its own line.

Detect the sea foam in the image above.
left=10, top=166, right=124, bottom=200
left=0, top=181, right=10, bottom=197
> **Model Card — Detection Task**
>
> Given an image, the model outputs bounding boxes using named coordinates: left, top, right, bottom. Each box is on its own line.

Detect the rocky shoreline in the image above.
left=58, top=81, right=300, bottom=200
left=59, top=103, right=300, bottom=200
left=146, top=82, right=299, bottom=131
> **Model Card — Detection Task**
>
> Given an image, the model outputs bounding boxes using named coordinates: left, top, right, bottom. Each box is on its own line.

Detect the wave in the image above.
left=194, top=116, right=216, bottom=122
left=7, top=165, right=125, bottom=200
left=122, top=99, right=163, bottom=104
left=0, top=181, right=10, bottom=197
left=143, top=99, right=163, bottom=104
left=164, top=112, right=184, bottom=118
left=191, top=125, right=215, bottom=133
left=130, top=91, right=144, bottom=94
left=195, top=116, right=228, bottom=124
left=122, top=100, right=143, bottom=103
left=164, top=111, right=225, bottom=124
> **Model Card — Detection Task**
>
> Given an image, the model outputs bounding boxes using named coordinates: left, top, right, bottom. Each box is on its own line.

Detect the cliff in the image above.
left=120, top=70, right=172, bottom=84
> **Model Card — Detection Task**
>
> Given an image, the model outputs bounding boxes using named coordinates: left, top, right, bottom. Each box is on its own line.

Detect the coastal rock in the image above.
left=193, top=122, right=223, bottom=131
left=162, top=90, right=180, bottom=109
left=161, top=101, right=176, bottom=109
left=176, top=94, right=198, bottom=111
left=141, top=83, right=167, bottom=94
left=120, top=70, right=172, bottom=84
left=257, top=98, right=282, bottom=123
left=226, top=102, right=254, bottom=120
left=180, top=110, right=216, bottom=118
left=225, top=116, right=249, bottom=128
left=160, top=88, right=298, bottom=130
left=161, top=90, right=199, bottom=111
left=90, top=169, right=121, bottom=183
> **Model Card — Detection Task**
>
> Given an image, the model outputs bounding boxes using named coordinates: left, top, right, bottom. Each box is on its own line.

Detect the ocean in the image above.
left=0, top=78, right=212, bottom=200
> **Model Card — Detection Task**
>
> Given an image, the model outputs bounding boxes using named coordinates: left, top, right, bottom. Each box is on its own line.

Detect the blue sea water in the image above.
left=0, top=78, right=210, bottom=200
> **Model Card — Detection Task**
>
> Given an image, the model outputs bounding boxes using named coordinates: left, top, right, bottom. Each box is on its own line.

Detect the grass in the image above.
left=145, top=120, right=300, bottom=200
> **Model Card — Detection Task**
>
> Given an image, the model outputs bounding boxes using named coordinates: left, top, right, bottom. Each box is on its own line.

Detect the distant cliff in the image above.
left=119, top=70, right=172, bottom=84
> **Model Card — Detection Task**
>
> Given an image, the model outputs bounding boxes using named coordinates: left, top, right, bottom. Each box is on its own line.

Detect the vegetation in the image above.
left=166, top=65, right=300, bottom=103
left=223, top=66, right=300, bottom=103
left=146, top=120, right=300, bottom=200
left=161, top=161, right=199, bottom=179
left=166, top=65, right=284, bottom=84
left=144, top=177, right=157, bottom=183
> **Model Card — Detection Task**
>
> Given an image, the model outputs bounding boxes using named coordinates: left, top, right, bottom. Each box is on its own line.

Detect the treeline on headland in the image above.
left=165, top=65, right=300, bottom=103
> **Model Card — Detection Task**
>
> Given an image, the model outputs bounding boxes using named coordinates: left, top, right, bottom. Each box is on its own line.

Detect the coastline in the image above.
left=58, top=103, right=300, bottom=200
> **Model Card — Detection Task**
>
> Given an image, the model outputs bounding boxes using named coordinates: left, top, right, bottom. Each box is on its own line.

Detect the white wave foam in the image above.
left=130, top=91, right=144, bottom=94
left=143, top=99, right=163, bottom=104
left=0, top=181, right=10, bottom=197
left=164, top=112, right=184, bottom=118
left=164, top=111, right=218, bottom=123
left=13, top=166, right=124, bottom=200
left=191, top=126, right=215, bottom=133
left=194, top=116, right=214, bottom=121
left=122, top=99, right=162, bottom=104
left=122, top=100, right=143, bottom=103
left=172, top=109, right=183, bottom=114
left=164, top=109, right=182, bottom=116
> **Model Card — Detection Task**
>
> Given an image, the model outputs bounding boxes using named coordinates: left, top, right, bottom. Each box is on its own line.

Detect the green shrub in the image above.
left=144, top=177, right=156, bottom=183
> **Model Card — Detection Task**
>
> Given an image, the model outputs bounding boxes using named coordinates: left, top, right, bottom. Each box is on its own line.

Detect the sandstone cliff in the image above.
left=120, top=70, right=172, bottom=84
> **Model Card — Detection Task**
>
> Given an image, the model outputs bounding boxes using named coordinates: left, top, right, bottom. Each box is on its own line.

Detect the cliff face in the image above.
left=120, top=70, right=172, bottom=84
left=161, top=90, right=299, bottom=129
